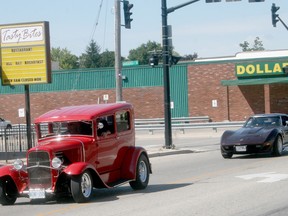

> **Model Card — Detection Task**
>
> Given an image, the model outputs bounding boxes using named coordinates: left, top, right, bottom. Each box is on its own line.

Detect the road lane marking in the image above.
left=36, top=203, right=88, bottom=216
left=236, top=172, right=288, bottom=183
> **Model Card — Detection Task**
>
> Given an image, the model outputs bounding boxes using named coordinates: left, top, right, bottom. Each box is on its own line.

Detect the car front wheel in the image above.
left=221, top=147, right=233, bottom=159
left=273, top=135, right=283, bottom=157
left=71, top=170, right=93, bottom=203
left=129, top=154, right=150, bottom=190
left=0, top=178, right=17, bottom=205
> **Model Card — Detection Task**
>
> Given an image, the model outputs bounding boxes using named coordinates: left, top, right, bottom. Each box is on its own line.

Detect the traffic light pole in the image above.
left=161, top=0, right=200, bottom=149
left=162, top=0, right=172, bottom=149
left=278, top=16, right=288, bottom=31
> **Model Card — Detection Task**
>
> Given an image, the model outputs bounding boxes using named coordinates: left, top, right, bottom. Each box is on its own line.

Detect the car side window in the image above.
left=97, top=115, right=115, bottom=137
left=116, top=111, right=130, bottom=133
left=281, top=116, right=288, bottom=126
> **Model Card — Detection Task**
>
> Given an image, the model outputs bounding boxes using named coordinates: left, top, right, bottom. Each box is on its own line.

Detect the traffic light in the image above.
left=123, top=0, right=133, bottom=29
left=271, top=3, right=280, bottom=27
left=149, top=54, right=159, bottom=67
left=169, top=56, right=181, bottom=67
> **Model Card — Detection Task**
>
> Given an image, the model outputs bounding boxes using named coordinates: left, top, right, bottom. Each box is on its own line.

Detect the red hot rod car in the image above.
left=0, top=103, right=152, bottom=205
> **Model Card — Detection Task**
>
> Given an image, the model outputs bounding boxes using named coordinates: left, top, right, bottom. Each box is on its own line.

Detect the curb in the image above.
left=147, top=148, right=206, bottom=158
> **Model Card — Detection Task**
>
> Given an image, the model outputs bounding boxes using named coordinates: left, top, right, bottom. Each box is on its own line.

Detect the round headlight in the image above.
left=52, top=157, right=62, bottom=169
left=13, top=159, right=24, bottom=170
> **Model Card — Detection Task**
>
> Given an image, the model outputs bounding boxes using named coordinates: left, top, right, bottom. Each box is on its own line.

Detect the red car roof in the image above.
left=34, top=103, right=133, bottom=123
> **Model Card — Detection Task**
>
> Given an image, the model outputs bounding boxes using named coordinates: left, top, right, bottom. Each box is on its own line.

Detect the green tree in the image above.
left=99, top=50, right=115, bottom=68
left=239, top=37, right=265, bottom=52
left=51, top=47, right=79, bottom=69
left=181, top=53, right=198, bottom=61
left=79, top=40, right=101, bottom=68
left=128, top=41, right=162, bottom=65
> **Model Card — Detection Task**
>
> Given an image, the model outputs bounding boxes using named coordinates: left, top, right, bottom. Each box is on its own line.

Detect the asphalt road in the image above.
left=2, top=128, right=288, bottom=215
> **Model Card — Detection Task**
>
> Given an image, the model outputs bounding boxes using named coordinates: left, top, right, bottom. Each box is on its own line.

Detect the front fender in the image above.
left=0, top=165, right=28, bottom=193
left=121, top=146, right=150, bottom=180
left=266, top=129, right=281, bottom=142
left=63, top=162, right=96, bottom=176
left=62, top=162, right=108, bottom=189
left=221, top=130, right=235, bottom=144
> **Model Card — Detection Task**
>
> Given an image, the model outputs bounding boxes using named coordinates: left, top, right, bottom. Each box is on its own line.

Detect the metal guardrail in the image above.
left=135, top=116, right=211, bottom=124
left=135, top=117, right=245, bottom=133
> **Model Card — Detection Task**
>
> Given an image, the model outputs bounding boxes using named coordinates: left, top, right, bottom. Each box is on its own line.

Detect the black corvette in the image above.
left=221, top=113, right=288, bottom=158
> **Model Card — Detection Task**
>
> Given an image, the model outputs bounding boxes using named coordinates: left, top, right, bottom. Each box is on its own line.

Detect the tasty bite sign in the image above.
left=236, top=62, right=288, bottom=78
left=0, top=22, right=51, bottom=85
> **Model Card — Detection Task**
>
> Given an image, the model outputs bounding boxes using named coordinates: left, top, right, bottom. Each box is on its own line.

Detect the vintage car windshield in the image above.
left=244, top=116, right=281, bottom=128
left=39, top=121, right=93, bottom=138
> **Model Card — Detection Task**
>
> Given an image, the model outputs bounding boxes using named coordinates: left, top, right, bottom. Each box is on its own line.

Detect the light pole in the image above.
left=161, top=0, right=172, bottom=149
left=161, top=0, right=200, bottom=149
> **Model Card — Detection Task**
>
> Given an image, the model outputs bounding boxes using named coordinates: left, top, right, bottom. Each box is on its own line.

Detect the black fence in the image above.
left=0, top=125, right=37, bottom=161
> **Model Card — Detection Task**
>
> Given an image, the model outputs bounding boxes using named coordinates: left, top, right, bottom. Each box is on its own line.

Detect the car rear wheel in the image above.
left=129, top=154, right=150, bottom=190
left=0, top=178, right=17, bottom=205
left=273, top=135, right=283, bottom=157
left=71, top=170, right=93, bottom=203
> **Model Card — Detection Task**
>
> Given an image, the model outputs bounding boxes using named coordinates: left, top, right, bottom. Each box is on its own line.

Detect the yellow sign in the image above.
left=236, top=62, right=288, bottom=78
left=0, top=22, right=51, bottom=85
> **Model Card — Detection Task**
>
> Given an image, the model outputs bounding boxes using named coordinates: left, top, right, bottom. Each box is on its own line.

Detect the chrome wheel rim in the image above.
left=81, top=173, right=92, bottom=198
left=139, top=161, right=148, bottom=182
left=277, top=136, right=283, bottom=154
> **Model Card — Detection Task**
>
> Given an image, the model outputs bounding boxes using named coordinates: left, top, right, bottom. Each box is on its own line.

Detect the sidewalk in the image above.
left=136, top=128, right=225, bottom=157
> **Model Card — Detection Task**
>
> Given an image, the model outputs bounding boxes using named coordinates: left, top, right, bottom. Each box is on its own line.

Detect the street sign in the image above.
left=122, top=60, right=139, bottom=66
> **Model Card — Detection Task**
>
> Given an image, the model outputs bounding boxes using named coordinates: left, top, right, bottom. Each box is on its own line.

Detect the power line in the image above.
left=89, top=0, right=104, bottom=42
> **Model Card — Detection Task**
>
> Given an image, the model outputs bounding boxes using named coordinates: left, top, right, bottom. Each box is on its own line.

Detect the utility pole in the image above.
left=115, top=0, right=122, bottom=102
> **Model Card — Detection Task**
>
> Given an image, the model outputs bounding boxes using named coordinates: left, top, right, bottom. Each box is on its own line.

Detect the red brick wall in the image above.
left=229, top=85, right=264, bottom=121
left=270, top=84, right=288, bottom=113
left=1, top=87, right=164, bottom=124
left=188, top=63, right=236, bottom=121
left=187, top=63, right=288, bottom=122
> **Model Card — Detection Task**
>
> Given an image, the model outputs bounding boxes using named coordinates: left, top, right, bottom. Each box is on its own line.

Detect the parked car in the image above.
left=0, top=117, right=12, bottom=129
left=221, top=113, right=288, bottom=159
left=0, top=103, right=152, bottom=205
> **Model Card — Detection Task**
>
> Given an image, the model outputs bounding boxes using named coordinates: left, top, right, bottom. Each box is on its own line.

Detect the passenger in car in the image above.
left=97, top=119, right=111, bottom=137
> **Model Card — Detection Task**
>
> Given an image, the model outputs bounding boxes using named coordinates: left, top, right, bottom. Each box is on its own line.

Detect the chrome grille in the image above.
left=28, top=151, right=52, bottom=187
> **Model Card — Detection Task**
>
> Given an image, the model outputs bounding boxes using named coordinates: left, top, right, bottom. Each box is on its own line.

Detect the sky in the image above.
left=1, top=0, right=287, bottom=59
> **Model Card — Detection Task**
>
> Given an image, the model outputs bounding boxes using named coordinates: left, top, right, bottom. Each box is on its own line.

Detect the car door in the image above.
left=96, top=115, right=118, bottom=175
left=114, top=110, right=134, bottom=166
